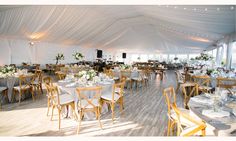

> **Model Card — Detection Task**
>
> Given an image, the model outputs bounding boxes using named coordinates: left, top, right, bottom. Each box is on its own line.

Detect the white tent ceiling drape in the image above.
left=0, top=5, right=235, bottom=65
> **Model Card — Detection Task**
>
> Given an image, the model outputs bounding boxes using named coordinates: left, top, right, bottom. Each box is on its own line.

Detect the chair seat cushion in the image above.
left=101, top=93, right=121, bottom=102
left=180, top=125, right=203, bottom=136
left=170, top=108, right=195, bottom=127
left=199, top=86, right=212, bottom=90
left=113, top=77, right=119, bottom=80
left=132, top=77, right=142, bottom=81
left=79, top=99, right=100, bottom=109
left=115, top=87, right=125, bottom=94
left=0, top=87, right=7, bottom=92
left=31, top=80, right=41, bottom=85
left=14, top=85, right=30, bottom=91
left=59, top=94, right=74, bottom=105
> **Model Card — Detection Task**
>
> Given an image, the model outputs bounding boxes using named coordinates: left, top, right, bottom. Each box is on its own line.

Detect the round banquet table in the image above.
left=188, top=94, right=236, bottom=136
left=57, top=79, right=115, bottom=119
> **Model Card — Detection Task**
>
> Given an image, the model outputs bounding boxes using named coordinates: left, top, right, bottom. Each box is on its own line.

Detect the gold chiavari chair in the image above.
left=171, top=103, right=206, bottom=136
left=181, top=83, right=198, bottom=109
left=13, top=75, right=34, bottom=104
left=216, top=77, right=236, bottom=89
left=163, top=87, right=192, bottom=136
left=31, top=70, right=43, bottom=96
left=0, top=87, right=8, bottom=109
left=192, top=75, right=212, bottom=94
left=45, top=84, right=75, bottom=129
left=76, top=86, right=103, bottom=134
left=101, top=81, right=125, bottom=122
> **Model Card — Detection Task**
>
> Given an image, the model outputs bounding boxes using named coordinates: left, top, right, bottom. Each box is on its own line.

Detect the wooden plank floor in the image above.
left=0, top=70, right=184, bottom=136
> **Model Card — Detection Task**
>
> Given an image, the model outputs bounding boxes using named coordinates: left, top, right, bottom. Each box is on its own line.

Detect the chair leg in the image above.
left=4, top=89, right=9, bottom=103
left=51, top=106, right=55, bottom=120
left=40, top=84, right=43, bottom=94
left=31, top=87, right=35, bottom=101
left=95, top=107, right=98, bottom=120
left=97, top=107, right=103, bottom=129
left=47, top=98, right=50, bottom=116
left=18, top=91, right=22, bottom=104
left=167, top=119, right=171, bottom=136
left=119, top=97, right=124, bottom=112
left=77, top=110, right=83, bottom=134
left=176, top=83, right=180, bottom=93
left=58, top=108, right=61, bottom=129
left=201, top=128, right=206, bottom=136
left=111, top=103, right=115, bottom=123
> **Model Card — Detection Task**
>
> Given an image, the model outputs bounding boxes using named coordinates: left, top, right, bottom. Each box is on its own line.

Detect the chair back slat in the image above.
left=76, top=86, right=102, bottom=109
left=163, top=87, right=176, bottom=117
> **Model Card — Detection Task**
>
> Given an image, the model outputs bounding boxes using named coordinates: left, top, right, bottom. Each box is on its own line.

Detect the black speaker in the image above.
left=122, top=53, right=126, bottom=59
left=97, top=50, right=103, bottom=58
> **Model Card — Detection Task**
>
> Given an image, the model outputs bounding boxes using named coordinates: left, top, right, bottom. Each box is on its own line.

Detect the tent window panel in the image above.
left=231, top=42, right=236, bottom=69
left=212, top=48, right=217, bottom=58
left=140, top=54, right=148, bottom=62
left=177, top=54, right=188, bottom=61
left=161, top=54, right=168, bottom=62
left=189, top=54, right=199, bottom=60
left=169, top=54, right=175, bottom=61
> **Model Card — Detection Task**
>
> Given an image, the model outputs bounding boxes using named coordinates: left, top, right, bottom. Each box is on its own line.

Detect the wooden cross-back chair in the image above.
left=44, top=84, right=75, bottom=129
left=31, top=70, right=43, bottom=96
left=171, top=103, right=206, bottom=136
left=192, top=75, right=212, bottom=93
left=175, top=70, right=186, bottom=93
left=56, top=72, right=66, bottom=80
left=43, top=76, right=54, bottom=116
left=13, top=74, right=34, bottom=104
left=163, top=86, right=191, bottom=136
left=101, top=81, right=125, bottom=123
left=76, top=86, right=103, bottom=134
left=0, top=87, right=8, bottom=109
left=181, top=83, right=198, bottom=109
left=121, top=70, right=132, bottom=92
left=131, top=71, right=145, bottom=91
left=216, top=77, right=236, bottom=89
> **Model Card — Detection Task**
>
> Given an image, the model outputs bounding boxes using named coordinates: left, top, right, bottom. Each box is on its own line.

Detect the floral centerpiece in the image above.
left=195, top=52, right=213, bottom=61
left=206, top=69, right=220, bottom=76
left=0, top=65, right=16, bottom=78
left=55, top=53, right=65, bottom=64
left=78, top=69, right=96, bottom=81
left=73, top=52, right=84, bottom=61
left=119, top=64, right=130, bottom=70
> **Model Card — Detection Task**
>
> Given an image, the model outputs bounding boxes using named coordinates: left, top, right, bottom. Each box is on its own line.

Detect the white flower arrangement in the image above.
left=56, top=53, right=65, bottom=60
left=195, top=53, right=213, bottom=61
left=78, top=69, right=96, bottom=81
left=0, top=65, right=16, bottom=78
left=73, top=52, right=84, bottom=60
left=55, top=53, right=64, bottom=64
left=119, top=64, right=130, bottom=70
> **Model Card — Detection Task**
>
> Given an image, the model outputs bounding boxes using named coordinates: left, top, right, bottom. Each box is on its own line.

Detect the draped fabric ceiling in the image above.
left=0, top=5, right=235, bottom=54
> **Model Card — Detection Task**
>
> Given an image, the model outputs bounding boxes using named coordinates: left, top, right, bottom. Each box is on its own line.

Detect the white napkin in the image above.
left=202, top=109, right=230, bottom=118
left=191, top=97, right=214, bottom=105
